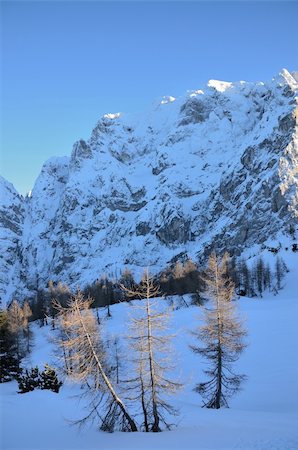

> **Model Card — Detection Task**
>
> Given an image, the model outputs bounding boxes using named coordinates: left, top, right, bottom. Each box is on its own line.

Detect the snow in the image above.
left=1, top=251, right=298, bottom=449
left=189, top=89, right=204, bottom=97
left=207, top=79, right=233, bottom=92
left=275, top=69, right=298, bottom=89
left=103, top=113, right=122, bottom=120
left=292, top=71, right=298, bottom=83
left=1, top=69, right=297, bottom=303
left=160, top=96, right=176, bottom=105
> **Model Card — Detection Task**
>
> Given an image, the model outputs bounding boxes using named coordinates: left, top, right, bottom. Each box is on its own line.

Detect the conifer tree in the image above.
left=119, top=268, right=136, bottom=294
left=275, top=256, right=287, bottom=291
left=122, top=269, right=181, bottom=432
left=48, top=281, right=71, bottom=328
left=7, top=300, right=26, bottom=365
left=40, top=364, right=63, bottom=393
left=17, top=364, right=63, bottom=394
left=183, top=258, right=202, bottom=298
left=0, top=309, right=20, bottom=382
left=255, top=257, right=265, bottom=296
left=17, top=367, right=40, bottom=393
left=190, top=252, right=247, bottom=409
left=54, top=290, right=137, bottom=432
left=112, top=337, right=121, bottom=384
left=237, top=258, right=251, bottom=296
left=264, top=263, right=272, bottom=291
left=172, top=261, right=185, bottom=295
left=23, top=300, right=33, bottom=353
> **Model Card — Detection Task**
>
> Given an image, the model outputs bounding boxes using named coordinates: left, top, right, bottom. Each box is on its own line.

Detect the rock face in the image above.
left=0, top=176, right=25, bottom=305
left=1, top=69, right=298, bottom=303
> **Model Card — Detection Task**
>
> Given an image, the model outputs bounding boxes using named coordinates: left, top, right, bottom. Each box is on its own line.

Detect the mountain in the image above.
left=0, top=176, right=25, bottom=303
left=1, top=69, right=297, bottom=304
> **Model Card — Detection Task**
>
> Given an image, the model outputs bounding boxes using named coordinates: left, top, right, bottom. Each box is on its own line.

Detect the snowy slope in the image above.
left=1, top=250, right=297, bottom=449
left=0, top=176, right=25, bottom=306
left=0, top=69, right=298, bottom=303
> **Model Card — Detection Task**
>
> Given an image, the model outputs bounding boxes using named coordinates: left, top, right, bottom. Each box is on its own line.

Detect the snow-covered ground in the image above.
left=1, top=250, right=298, bottom=450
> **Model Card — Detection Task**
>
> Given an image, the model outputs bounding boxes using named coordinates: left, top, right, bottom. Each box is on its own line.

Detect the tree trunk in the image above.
left=140, top=373, right=149, bottom=432
left=77, top=304, right=137, bottom=432
left=215, top=344, right=222, bottom=409
left=146, top=293, right=160, bottom=432
left=215, top=261, right=223, bottom=409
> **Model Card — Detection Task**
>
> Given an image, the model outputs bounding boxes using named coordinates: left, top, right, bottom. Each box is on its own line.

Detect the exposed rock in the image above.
left=241, top=146, right=257, bottom=171
left=179, top=97, right=211, bottom=126
left=136, top=222, right=151, bottom=236
left=0, top=177, right=25, bottom=303
left=1, top=69, right=298, bottom=304
left=278, top=112, right=296, bottom=134
left=106, top=199, right=147, bottom=212
left=156, top=216, right=192, bottom=245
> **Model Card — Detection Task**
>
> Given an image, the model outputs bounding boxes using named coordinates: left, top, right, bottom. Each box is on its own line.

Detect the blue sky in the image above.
left=1, top=0, right=297, bottom=194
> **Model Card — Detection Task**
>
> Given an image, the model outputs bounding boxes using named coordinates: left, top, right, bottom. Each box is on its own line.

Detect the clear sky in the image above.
left=1, top=0, right=297, bottom=195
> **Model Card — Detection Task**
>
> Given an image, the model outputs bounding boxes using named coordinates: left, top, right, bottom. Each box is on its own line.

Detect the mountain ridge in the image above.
left=1, top=69, right=297, bottom=304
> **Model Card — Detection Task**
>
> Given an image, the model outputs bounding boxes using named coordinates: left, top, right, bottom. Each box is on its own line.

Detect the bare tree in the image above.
left=119, top=268, right=136, bottom=294
left=48, top=281, right=71, bottom=329
left=112, top=336, right=121, bottom=385
left=122, top=269, right=181, bottom=432
left=275, top=256, right=287, bottom=291
left=54, top=290, right=137, bottom=432
left=52, top=306, right=72, bottom=376
left=22, top=300, right=33, bottom=353
left=7, top=300, right=26, bottom=365
left=190, top=252, right=247, bottom=409
left=0, top=308, right=20, bottom=381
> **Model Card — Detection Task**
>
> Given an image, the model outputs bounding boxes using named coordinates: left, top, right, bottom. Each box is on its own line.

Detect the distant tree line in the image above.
left=227, top=255, right=288, bottom=297
left=17, top=253, right=289, bottom=326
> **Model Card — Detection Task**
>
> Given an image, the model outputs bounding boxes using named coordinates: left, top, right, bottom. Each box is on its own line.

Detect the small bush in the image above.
left=17, top=364, right=62, bottom=394
left=17, top=367, right=40, bottom=393
left=268, top=247, right=279, bottom=254
left=0, top=355, right=21, bottom=383
left=40, top=364, right=63, bottom=393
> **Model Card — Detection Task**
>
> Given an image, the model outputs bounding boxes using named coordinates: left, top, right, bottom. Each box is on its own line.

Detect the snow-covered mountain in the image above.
left=1, top=69, right=298, bottom=304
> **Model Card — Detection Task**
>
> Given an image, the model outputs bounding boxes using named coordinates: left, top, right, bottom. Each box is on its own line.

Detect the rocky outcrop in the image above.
left=179, top=97, right=211, bottom=125
left=0, top=177, right=25, bottom=305
left=1, top=69, right=297, bottom=304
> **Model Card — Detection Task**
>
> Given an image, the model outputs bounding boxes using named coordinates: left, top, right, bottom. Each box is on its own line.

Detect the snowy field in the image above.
left=1, top=250, right=298, bottom=450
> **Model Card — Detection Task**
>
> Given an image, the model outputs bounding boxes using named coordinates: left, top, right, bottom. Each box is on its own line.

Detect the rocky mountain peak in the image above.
left=1, top=70, right=297, bottom=304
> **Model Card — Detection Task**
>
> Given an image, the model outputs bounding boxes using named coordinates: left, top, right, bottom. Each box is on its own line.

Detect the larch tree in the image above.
left=236, top=258, right=251, bottom=297
left=22, top=300, right=33, bottom=353
left=7, top=299, right=26, bottom=365
left=255, top=257, right=265, bottom=296
left=48, top=281, right=71, bottom=329
left=54, top=290, right=137, bottom=432
left=111, top=336, right=121, bottom=385
left=190, top=252, right=247, bottom=409
left=52, top=305, right=72, bottom=376
left=119, top=268, right=136, bottom=295
left=0, top=308, right=20, bottom=382
left=121, top=269, right=181, bottom=432
left=2, top=299, right=33, bottom=379
left=275, top=256, right=287, bottom=291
